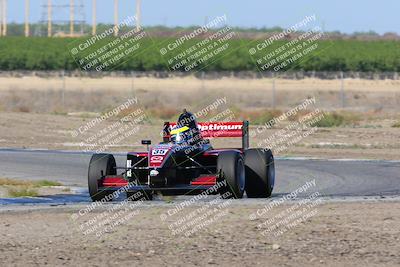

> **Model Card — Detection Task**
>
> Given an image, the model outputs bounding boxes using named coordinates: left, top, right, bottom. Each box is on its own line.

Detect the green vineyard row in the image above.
left=0, top=37, right=399, bottom=72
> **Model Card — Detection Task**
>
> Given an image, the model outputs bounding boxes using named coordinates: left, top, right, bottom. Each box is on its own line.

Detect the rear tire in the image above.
left=217, top=151, right=245, bottom=199
left=88, top=153, right=116, bottom=202
left=244, top=149, right=275, bottom=198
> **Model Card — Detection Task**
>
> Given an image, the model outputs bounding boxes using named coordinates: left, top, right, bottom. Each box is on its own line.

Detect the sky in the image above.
left=5, top=0, right=400, bottom=34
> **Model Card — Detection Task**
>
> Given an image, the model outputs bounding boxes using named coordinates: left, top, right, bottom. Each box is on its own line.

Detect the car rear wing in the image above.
left=163, top=121, right=249, bottom=149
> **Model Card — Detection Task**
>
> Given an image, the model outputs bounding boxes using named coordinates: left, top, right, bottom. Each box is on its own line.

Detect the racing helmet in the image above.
left=170, top=126, right=192, bottom=145
left=177, top=109, right=198, bottom=130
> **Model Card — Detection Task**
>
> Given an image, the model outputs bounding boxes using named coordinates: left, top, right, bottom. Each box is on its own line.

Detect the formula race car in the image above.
left=88, top=114, right=275, bottom=201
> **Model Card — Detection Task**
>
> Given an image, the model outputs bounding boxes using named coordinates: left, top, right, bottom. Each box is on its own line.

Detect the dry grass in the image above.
left=0, top=178, right=62, bottom=198
left=0, top=178, right=61, bottom=187
left=0, top=76, right=399, bottom=114
left=0, top=178, right=33, bottom=186
left=1, top=111, right=400, bottom=159
left=229, top=107, right=283, bottom=125
left=147, top=107, right=179, bottom=120
left=313, top=111, right=362, bottom=127
left=7, top=187, right=38, bottom=197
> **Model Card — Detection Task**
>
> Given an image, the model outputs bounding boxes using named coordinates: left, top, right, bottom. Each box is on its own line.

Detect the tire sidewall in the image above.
left=245, top=149, right=275, bottom=198
left=217, top=151, right=245, bottom=199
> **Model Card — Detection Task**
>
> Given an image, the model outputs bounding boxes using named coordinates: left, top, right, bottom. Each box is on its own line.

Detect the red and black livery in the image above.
left=88, top=121, right=275, bottom=201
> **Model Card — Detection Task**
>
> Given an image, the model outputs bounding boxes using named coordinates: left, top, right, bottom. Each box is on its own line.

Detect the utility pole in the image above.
left=2, top=0, right=6, bottom=36
left=0, top=0, right=3, bottom=37
left=70, top=0, right=74, bottom=36
left=47, top=0, right=52, bottom=37
left=25, top=0, right=30, bottom=37
left=92, top=0, right=96, bottom=35
left=114, top=0, right=118, bottom=36
left=136, top=0, right=141, bottom=31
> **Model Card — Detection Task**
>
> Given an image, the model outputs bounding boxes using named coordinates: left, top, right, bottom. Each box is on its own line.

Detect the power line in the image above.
left=3, top=0, right=142, bottom=37
left=40, top=0, right=85, bottom=37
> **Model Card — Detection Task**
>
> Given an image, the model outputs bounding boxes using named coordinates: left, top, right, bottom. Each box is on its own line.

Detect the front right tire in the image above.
left=88, top=153, right=116, bottom=202
left=217, top=151, right=245, bottom=199
left=244, top=149, right=275, bottom=198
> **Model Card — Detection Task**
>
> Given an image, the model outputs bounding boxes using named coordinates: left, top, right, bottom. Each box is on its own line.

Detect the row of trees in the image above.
left=4, top=23, right=389, bottom=37
left=0, top=37, right=399, bottom=72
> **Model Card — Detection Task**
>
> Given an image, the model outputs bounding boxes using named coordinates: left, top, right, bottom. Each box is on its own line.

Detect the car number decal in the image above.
left=152, top=149, right=168, bottom=156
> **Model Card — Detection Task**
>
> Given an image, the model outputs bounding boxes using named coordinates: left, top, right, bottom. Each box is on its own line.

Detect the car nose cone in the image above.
left=150, top=169, right=159, bottom=176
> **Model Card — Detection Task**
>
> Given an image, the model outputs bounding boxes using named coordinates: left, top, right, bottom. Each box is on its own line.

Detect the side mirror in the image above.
left=141, top=140, right=151, bottom=151
left=141, top=140, right=151, bottom=145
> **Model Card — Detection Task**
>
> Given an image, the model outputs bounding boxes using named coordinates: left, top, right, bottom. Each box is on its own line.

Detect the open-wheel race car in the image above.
left=88, top=112, right=275, bottom=201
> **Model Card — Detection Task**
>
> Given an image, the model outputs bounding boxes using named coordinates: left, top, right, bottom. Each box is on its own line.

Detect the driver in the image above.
left=173, top=109, right=202, bottom=145
left=177, top=109, right=197, bottom=129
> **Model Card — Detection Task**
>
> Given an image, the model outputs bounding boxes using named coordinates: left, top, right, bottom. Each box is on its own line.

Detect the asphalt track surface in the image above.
left=0, top=148, right=399, bottom=204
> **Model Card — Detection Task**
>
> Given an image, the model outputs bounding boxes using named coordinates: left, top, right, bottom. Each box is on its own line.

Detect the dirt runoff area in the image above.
left=1, top=112, right=399, bottom=160
left=0, top=200, right=399, bottom=266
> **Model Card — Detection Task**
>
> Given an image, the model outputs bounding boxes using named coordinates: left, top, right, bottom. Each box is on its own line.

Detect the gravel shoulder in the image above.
left=0, top=200, right=399, bottom=266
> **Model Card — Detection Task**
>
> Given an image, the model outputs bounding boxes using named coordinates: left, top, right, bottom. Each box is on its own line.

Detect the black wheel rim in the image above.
left=237, top=159, right=245, bottom=192
left=268, top=157, right=275, bottom=190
